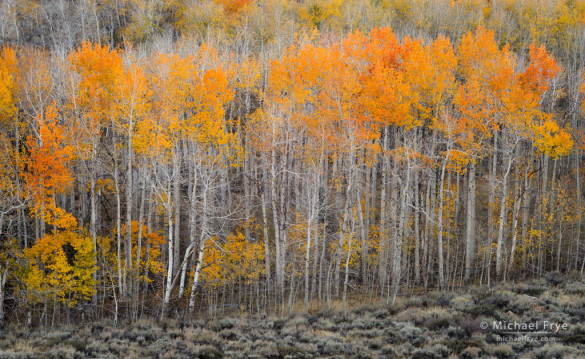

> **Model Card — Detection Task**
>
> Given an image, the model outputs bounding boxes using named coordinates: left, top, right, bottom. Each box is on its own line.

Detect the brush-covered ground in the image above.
left=2, top=277, right=585, bottom=358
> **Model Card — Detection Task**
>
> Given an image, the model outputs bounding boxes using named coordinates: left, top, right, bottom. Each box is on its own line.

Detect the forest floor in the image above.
left=2, top=277, right=585, bottom=358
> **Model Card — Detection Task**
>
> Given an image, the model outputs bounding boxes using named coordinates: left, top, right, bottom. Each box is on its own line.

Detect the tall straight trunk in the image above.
left=496, top=150, right=513, bottom=279
left=162, top=159, right=177, bottom=317
left=134, top=172, right=146, bottom=303
left=261, top=189, right=271, bottom=284
left=508, top=166, right=522, bottom=278
left=126, top=128, right=133, bottom=291
left=392, top=159, right=409, bottom=304
left=423, top=174, right=433, bottom=292
left=539, top=154, right=549, bottom=277
left=270, top=148, right=284, bottom=296
left=575, top=153, right=582, bottom=272
left=521, top=167, right=531, bottom=266
left=0, top=264, right=7, bottom=330
left=464, top=162, right=476, bottom=282
left=162, top=198, right=173, bottom=317
left=90, top=175, right=97, bottom=305
left=550, top=158, right=559, bottom=270
left=304, top=212, right=312, bottom=308
left=304, top=172, right=318, bottom=307
left=336, top=154, right=353, bottom=299
left=319, top=217, right=327, bottom=301
left=437, top=150, right=449, bottom=290
left=179, top=163, right=198, bottom=298
left=362, top=165, right=372, bottom=286
left=244, top=142, right=251, bottom=242
left=311, top=215, right=320, bottom=302
left=414, top=171, right=421, bottom=284
left=114, top=160, right=123, bottom=297
left=342, top=216, right=354, bottom=311
left=378, top=128, right=389, bottom=295
left=173, top=151, right=181, bottom=278
left=357, top=189, right=368, bottom=285
left=557, top=203, right=564, bottom=272
left=487, top=132, right=498, bottom=284
left=188, top=191, right=208, bottom=314
left=318, top=159, right=329, bottom=301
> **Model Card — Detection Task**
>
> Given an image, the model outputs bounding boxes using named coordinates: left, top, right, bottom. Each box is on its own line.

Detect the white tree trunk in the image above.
left=0, top=264, right=7, bottom=330
left=188, top=196, right=208, bottom=314
left=162, top=168, right=175, bottom=317
left=496, top=152, right=513, bottom=278
left=465, top=162, right=476, bottom=282
left=437, top=150, right=449, bottom=290
left=126, top=126, right=133, bottom=289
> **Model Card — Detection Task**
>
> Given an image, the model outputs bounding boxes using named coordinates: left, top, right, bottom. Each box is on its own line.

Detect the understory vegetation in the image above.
left=2, top=278, right=585, bottom=358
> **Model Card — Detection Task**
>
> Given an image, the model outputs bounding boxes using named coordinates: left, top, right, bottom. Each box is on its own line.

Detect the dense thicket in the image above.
left=0, top=0, right=584, bottom=327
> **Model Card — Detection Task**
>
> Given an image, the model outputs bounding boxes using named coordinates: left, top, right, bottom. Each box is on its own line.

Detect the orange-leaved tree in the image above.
left=25, top=105, right=77, bottom=234
left=67, top=42, right=122, bottom=299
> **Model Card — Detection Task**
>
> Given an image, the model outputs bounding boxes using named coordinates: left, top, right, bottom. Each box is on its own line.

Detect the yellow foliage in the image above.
left=532, top=117, right=573, bottom=158
left=101, top=220, right=165, bottom=285
left=24, top=229, right=96, bottom=307
left=0, top=47, right=17, bottom=123
left=201, top=230, right=264, bottom=286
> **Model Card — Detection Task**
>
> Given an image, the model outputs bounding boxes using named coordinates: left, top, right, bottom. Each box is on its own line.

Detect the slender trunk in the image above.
left=173, top=151, right=181, bottom=278
left=337, top=155, right=353, bottom=298
left=508, top=167, right=522, bottom=277
left=464, top=162, right=476, bottom=282
left=304, top=177, right=317, bottom=307
left=270, top=149, right=284, bottom=293
left=244, top=142, right=251, bottom=242
left=575, top=152, right=582, bottom=272
left=393, top=157, right=409, bottom=304
left=488, top=132, right=498, bottom=284
left=539, top=154, right=549, bottom=277
left=522, top=168, right=531, bottom=267
left=361, top=165, right=371, bottom=286
left=423, top=173, right=433, bottom=292
left=188, top=193, right=208, bottom=314
left=261, top=188, right=272, bottom=285
left=179, top=163, right=198, bottom=298
left=162, top=165, right=175, bottom=317
left=311, top=213, right=320, bottom=302
left=0, top=264, right=7, bottom=330
left=378, top=128, right=389, bottom=295
left=414, top=171, right=421, bottom=284
left=496, top=151, right=513, bottom=279
left=342, top=219, right=353, bottom=312
left=557, top=208, right=563, bottom=272
left=126, top=129, right=133, bottom=294
left=134, top=171, right=146, bottom=315
left=90, top=176, right=97, bottom=305
left=437, top=150, right=449, bottom=290
left=115, top=161, right=123, bottom=297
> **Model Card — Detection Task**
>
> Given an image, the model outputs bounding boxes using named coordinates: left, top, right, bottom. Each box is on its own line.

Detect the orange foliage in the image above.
left=25, top=106, right=77, bottom=230
left=214, top=0, right=253, bottom=14
left=0, top=47, right=17, bottom=122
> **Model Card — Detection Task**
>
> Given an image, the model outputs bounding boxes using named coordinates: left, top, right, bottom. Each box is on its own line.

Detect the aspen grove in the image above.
left=0, top=0, right=584, bottom=327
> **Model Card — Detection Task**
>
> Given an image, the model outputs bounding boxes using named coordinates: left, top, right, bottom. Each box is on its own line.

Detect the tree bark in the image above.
left=496, top=150, right=513, bottom=279
left=464, top=161, right=476, bottom=282
left=0, top=264, right=7, bottom=330
left=437, top=149, right=449, bottom=290
left=188, top=191, right=208, bottom=314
